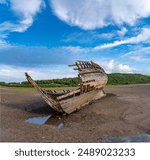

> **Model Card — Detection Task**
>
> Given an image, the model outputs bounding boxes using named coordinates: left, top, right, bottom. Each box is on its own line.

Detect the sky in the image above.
left=0, top=0, right=150, bottom=82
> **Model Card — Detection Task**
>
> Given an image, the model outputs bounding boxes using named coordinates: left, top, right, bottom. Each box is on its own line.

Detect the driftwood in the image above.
left=25, top=60, right=108, bottom=114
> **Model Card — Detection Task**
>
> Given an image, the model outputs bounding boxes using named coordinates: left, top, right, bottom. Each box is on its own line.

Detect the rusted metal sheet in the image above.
left=25, top=60, right=108, bottom=114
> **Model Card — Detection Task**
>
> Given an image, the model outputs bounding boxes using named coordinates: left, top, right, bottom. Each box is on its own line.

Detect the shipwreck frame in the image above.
left=25, top=60, right=108, bottom=114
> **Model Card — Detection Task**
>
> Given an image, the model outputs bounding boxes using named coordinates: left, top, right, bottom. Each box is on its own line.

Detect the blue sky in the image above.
left=0, top=0, right=150, bottom=82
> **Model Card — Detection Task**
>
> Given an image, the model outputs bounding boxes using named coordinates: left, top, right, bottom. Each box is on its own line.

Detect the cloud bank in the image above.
left=123, top=46, right=150, bottom=62
left=94, top=27, right=150, bottom=50
left=0, top=0, right=45, bottom=45
left=0, top=64, right=76, bottom=82
left=0, top=60, right=135, bottom=82
left=10, top=0, right=45, bottom=32
left=93, top=59, right=134, bottom=74
left=51, top=0, right=150, bottom=29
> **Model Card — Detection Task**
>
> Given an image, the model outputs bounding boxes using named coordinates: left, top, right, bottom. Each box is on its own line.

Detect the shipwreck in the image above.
left=25, top=60, right=108, bottom=114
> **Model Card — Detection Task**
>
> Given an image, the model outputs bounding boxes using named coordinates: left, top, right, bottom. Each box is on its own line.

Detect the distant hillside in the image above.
left=107, top=73, right=150, bottom=85
left=0, top=73, right=150, bottom=87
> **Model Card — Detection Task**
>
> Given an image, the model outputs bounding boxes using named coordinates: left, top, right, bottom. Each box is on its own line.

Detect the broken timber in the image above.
left=25, top=60, right=108, bottom=114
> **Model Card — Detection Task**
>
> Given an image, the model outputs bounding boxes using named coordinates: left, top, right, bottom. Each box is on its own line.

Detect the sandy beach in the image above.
left=0, top=84, right=150, bottom=142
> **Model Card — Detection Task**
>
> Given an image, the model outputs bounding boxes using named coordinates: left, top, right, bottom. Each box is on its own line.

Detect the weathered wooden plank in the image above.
left=79, top=70, right=103, bottom=75
left=82, top=81, right=107, bottom=89
left=25, top=73, right=63, bottom=112
left=60, top=89, right=106, bottom=114
left=80, top=73, right=107, bottom=84
left=73, top=68, right=79, bottom=70
left=57, top=89, right=81, bottom=100
left=68, top=64, right=76, bottom=67
left=75, top=62, right=81, bottom=70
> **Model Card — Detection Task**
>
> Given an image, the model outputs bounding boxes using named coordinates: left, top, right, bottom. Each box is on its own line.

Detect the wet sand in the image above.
left=0, top=84, right=150, bottom=142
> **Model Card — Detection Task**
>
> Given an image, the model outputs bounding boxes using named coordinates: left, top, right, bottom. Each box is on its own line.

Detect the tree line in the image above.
left=0, top=73, right=150, bottom=87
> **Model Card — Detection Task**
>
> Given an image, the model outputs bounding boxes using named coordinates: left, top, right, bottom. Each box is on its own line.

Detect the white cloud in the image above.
left=10, top=0, right=45, bottom=32
left=123, top=46, right=150, bottom=62
left=94, top=27, right=150, bottom=50
left=51, top=0, right=150, bottom=30
left=95, top=58, right=150, bottom=75
left=0, top=21, right=26, bottom=33
left=106, top=60, right=134, bottom=73
left=96, top=59, right=134, bottom=74
left=0, top=0, right=45, bottom=48
left=62, top=27, right=150, bottom=52
left=117, top=27, right=127, bottom=36
left=0, top=0, right=45, bottom=42
left=0, top=64, right=76, bottom=82
left=0, top=39, right=7, bottom=46
left=0, top=37, right=12, bottom=48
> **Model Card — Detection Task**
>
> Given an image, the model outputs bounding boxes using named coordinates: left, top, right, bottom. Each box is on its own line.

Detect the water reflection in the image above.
left=25, top=115, right=51, bottom=125
left=25, top=115, right=64, bottom=129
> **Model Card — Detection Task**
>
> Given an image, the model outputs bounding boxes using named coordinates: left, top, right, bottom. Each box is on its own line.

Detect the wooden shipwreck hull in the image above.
left=25, top=61, right=108, bottom=114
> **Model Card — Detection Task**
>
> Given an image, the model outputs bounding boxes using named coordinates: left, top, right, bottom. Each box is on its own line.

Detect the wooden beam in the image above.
left=76, top=62, right=81, bottom=70
left=73, top=68, right=79, bottom=70
left=68, top=64, right=76, bottom=67
left=25, top=73, right=62, bottom=112
left=79, top=70, right=102, bottom=75
left=57, top=89, right=80, bottom=100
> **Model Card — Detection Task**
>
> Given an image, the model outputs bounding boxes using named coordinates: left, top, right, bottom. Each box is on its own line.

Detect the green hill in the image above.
left=0, top=73, right=149, bottom=88
left=107, top=73, right=150, bottom=85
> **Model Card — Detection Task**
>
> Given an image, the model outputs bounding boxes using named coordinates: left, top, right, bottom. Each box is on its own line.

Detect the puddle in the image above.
left=25, top=115, right=65, bottom=129
left=103, top=134, right=150, bottom=142
left=25, top=115, right=51, bottom=125
left=106, top=93, right=116, bottom=97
